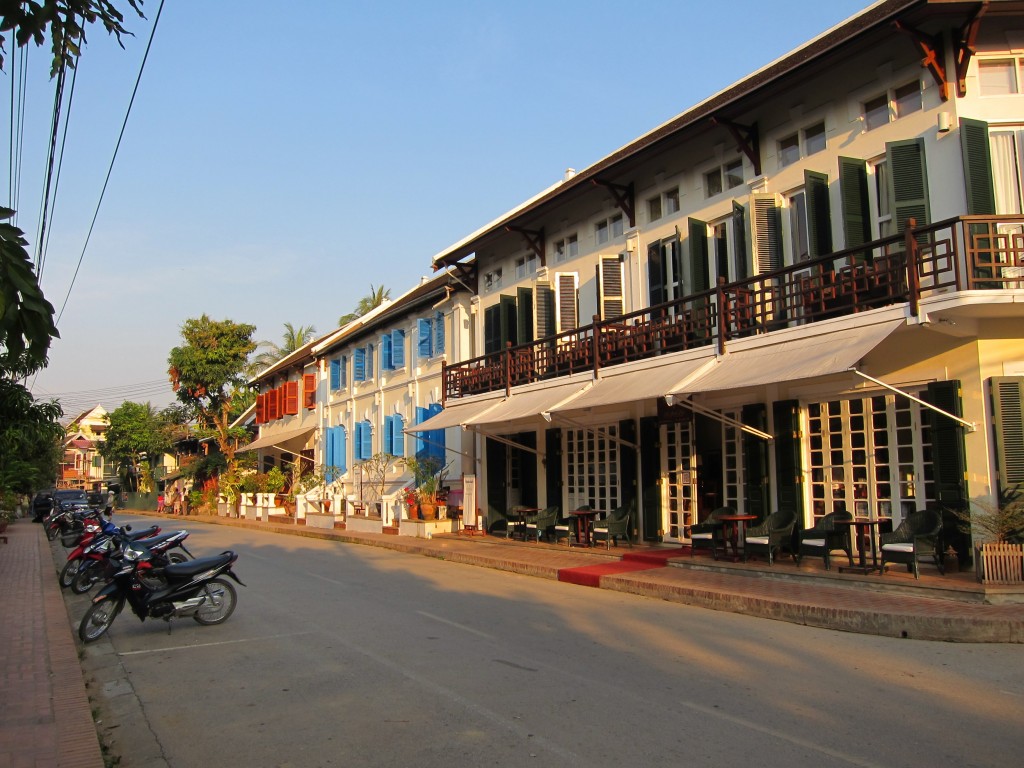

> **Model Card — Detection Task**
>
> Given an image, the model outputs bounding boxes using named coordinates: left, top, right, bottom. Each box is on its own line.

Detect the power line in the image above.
left=55, top=0, right=166, bottom=325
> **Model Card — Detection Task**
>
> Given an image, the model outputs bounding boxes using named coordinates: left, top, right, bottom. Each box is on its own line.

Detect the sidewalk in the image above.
left=2, top=512, right=1023, bottom=768
left=0, top=519, right=105, bottom=768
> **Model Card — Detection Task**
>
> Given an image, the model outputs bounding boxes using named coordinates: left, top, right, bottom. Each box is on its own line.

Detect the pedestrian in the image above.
left=157, top=492, right=165, bottom=513
left=103, top=489, right=116, bottom=517
left=172, top=488, right=182, bottom=516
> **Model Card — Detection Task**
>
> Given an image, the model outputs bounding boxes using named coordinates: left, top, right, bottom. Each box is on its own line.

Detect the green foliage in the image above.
left=0, top=210, right=59, bottom=374
left=402, top=456, right=449, bottom=504
left=0, top=376, right=63, bottom=495
left=100, top=401, right=173, bottom=492
left=265, top=466, right=286, bottom=494
left=338, top=284, right=390, bottom=327
left=249, top=322, right=317, bottom=375
left=0, top=0, right=145, bottom=77
left=957, top=487, right=1024, bottom=544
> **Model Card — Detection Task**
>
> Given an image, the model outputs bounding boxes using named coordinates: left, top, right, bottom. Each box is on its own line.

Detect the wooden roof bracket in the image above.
left=955, top=3, right=988, bottom=98
left=505, top=225, right=546, bottom=266
left=591, top=178, right=636, bottom=228
left=709, top=117, right=761, bottom=176
left=447, top=261, right=477, bottom=294
left=894, top=19, right=950, bottom=101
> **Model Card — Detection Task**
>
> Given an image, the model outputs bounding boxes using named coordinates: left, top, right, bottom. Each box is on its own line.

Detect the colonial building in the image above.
left=60, top=405, right=108, bottom=490
left=417, top=0, right=1024, bottom=562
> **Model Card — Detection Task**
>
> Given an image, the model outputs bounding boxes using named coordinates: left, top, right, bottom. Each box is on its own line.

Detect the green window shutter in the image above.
left=639, top=416, right=661, bottom=542
left=804, top=170, right=833, bottom=258
left=597, top=255, right=625, bottom=319
left=687, top=217, right=710, bottom=293
left=731, top=200, right=749, bottom=281
left=742, top=403, right=769, bottom=522
left=990, top=376, right=1024, bottom=495
left=554, top=272, right=579, bottom=332
left=647, top=242, right=665, bottom=307
left=772, top=399, right=803, bottom=522
left=500, top=294, right=517, bottom=348
left=960, top=117, right=996, bottom=215
left=838, top=156, right=871, bottom=252
left=750, top=193, right=783, bottom=273
left=544, top=427, right=563, bottom=512
left=484, top=305, right=502, bottom=355
left=517, top=286, right=534, bottom=344
left=924, top=380, right=969, bottom=559
left=535, top=281, right=555, bottom=339
left=886, top=138, right=930, bottom=233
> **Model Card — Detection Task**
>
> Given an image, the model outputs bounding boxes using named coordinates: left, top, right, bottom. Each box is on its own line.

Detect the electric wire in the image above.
left=54, top=0, right=166, bottom=326
left=38, top=60, right=79, bottom=278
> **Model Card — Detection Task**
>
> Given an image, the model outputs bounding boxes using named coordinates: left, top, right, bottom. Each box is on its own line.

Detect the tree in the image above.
left=100, top=401, right=173, bottom=492
left=0, top=376, right=63, bottom=495
left=249, top=322, right=317, bottom=375
left=338, top=284, right=390, bottom=326
left=0, top=0, right=145, bottom=76
left=167, top=315, right=256, bottom=489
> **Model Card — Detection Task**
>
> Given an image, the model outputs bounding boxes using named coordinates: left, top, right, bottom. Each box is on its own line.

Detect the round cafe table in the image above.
left=719, top=514, right=757, bottom=560
left=569, top=508, right=600, bottom=547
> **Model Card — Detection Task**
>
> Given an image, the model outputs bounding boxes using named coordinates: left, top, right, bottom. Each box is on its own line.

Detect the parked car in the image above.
left=32, top=490, right=56, bottom=521
left=86, top=491, right=105, bottom=509
left=53, top=489, right=89, bottom=513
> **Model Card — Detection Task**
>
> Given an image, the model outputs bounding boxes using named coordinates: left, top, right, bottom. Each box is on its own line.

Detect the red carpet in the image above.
left=557, top=560, right=663, bottom=587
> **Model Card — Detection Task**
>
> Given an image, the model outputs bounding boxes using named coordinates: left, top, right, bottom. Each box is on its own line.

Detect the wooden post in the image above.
left=716, top=277, right=727, bottom=355
left=904, top=218, right=921, bottom=317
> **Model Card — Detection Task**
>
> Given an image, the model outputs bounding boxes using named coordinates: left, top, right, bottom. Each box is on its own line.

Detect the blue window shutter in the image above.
left=340, top=355, right=347, bottom=387
left=361, top=421, right=373, bottom=459
left=384, top=415, right=394, bottom=455
left=324, top=426, right=335, bottom=482
left=428, top=403, right=444, bottom=462
left=353, top=348, right=365, bottom=382
left=392, top=329, right=405, bottom=368
left=418, top=318, right=432, bottom=359
left=381, top=334, right=392, bottom=371
left=353, top=422, right=362, bottom=460
left=434, top=312, right=445, bottom=355
left=415, top=406, right=429, bottom=459
left=366, top=344, right=374, bottom=378
left=392, top=415, right=405, bottom=457
left=337, top=426, right=347, bottom=474
left=329, top=359, right=340, bottom=390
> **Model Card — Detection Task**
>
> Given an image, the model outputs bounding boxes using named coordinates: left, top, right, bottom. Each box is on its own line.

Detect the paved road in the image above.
left=62, top=516, right=1024, bottom=768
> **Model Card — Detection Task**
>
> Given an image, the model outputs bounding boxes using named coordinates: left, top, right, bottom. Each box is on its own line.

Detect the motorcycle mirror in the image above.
left=123, top=524, right=132, bottom=531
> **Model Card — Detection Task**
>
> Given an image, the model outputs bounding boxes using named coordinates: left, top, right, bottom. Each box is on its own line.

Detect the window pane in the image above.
left=665, top=188, right=680, bottom=214
left=611, top=214, right=624, bottom=238
left=893, top=81, right=921, bottom=118
left=724, top=160, right=744, bottom=189
left=596, top=220, right=609, bottom=244
left=705, top=168, right=723, bottom=197
left=779, top=133, right=800, bottom=167
left=789, top=191, right=809, bottom=261
left=804, top=122, right=826, bottom=155
left=979, top=59, right=1016, bottom=96
left=648, top=196, right=662, bottom=221
left=863, top=94, right=889, bottom=130
left=567, top=234, right=578, bottom=258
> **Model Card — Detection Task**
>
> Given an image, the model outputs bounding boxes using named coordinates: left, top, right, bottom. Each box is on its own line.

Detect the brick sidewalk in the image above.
left=0, top=519, right=105, bottom=768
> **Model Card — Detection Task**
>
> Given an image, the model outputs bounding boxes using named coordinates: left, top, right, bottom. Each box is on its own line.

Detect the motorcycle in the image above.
left=78, top=547, right=245, bottom=643
left=71, top=528, right=194, bottom=595
left=58, top=520, right=161, bottom=589
left=46, top=506, right=103, bottom=545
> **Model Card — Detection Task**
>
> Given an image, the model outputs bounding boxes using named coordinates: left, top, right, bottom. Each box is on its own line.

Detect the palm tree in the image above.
left=249, top=323, right=317, bottom=375
left=338, top=284, right=391, bottom=326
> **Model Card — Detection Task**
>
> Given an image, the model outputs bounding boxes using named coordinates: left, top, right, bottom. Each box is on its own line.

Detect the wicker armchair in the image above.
left=798, top=510, right=854, bottom=570
left=880, top=509, right=944, bottom=579
left=524, top=506, right=560, bottom=542
left=743, top=509, right=797, bottom=565
left=592, top=501, right=634, bottom=549
left=552, top=507, right=580, bottom=546
left=689, top=507, right=734, bottom=560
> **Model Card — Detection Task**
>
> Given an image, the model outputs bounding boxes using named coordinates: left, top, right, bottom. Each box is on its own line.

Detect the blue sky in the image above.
left=6, top=0, right=869, bottom=415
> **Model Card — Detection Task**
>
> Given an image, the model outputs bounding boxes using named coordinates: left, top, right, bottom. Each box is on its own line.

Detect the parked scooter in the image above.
left=78, top=546, right=244, bottom=643
left=71, top=528, right=194, bottom=595
left=59, top=520, right=161, bottom=588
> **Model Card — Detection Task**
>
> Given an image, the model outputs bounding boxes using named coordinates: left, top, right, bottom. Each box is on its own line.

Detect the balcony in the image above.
left=444, top=215, right=1024, bottom=401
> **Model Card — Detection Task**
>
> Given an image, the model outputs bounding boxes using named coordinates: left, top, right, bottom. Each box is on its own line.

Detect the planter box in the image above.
left=399, top=518, right=456, bottom=539
left=976, top=542, right=1024, bottom=584
left=306, top=512, right=345, bottom=530
left=345, top=515, right=383, bottom=534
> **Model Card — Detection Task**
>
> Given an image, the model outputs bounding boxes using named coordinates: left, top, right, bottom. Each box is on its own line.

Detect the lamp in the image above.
left=937, top=111, right=952, bottom=133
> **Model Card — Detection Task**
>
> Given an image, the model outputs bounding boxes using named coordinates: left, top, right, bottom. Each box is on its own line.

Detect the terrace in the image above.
left=443, top=215, right=1024, bottom=402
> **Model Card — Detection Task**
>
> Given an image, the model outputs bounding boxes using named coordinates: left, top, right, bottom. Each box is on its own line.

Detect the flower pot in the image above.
left=420, top=503, right=437, bottom=520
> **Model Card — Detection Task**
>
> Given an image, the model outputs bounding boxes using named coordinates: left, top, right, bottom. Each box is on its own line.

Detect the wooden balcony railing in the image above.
left=443, top=215, right=1024, bottom=402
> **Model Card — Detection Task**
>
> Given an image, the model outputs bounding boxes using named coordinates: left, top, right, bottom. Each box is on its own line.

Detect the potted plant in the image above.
left=957, top=488, right=1024, bottom=583
left=403, top=456, right=449, bottom=521
left=266, top=466, right=286, bottom=505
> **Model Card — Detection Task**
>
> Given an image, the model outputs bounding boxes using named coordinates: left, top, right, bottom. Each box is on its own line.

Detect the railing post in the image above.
left=504, top=342, right=512, bottom=398
left=592, top=315, right=601, bottom=376
left=904, top=217, right=921, bottom=317
left=441, top=360, right=447, bottom=406
left=716, top=277, right=727, bottom=355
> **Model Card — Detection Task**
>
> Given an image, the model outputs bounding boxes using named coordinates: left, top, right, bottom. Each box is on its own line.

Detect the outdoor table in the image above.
left=837, top=518, right=882, bottom=574
left=507, top=506, right=539, bottom=540
left=570, top=508, right=601, bottom=547
left=719, top=514, right=757, bottom=560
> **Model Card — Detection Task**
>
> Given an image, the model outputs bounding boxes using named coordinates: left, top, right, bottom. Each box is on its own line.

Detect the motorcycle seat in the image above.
left=163, top=551, right=236, bottom=578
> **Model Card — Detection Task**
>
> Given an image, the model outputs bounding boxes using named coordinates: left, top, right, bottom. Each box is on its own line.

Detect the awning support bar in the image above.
left=401, top=430, right=479, bottom=464
left=683, top=398, right=774, bottom=441
left=548, top=415, right=639, bottom=450
left=850, top=370, right=976, bottom=432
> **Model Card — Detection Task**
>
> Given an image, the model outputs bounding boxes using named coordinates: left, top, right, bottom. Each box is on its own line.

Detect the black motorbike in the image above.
left=70, top=528, right=192, bottom=595
left=78, top=545, right=245, bottom=643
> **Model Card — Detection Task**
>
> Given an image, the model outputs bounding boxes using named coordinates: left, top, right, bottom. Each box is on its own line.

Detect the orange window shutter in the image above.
left=303, top=373, right=316, bottom=408
left=285, top=381, right=299, bottom=415
left=256, top=394, right=265, bottom=424
left=276, top=387, right=284, bottom=419
left=267, top=388, right=277, bottom=420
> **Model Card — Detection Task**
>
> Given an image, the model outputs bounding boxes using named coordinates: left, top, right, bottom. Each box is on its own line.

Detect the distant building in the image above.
left=60, top=405, right=108, bottom=490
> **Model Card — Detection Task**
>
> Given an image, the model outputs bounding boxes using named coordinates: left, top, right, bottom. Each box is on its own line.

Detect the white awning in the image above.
left=464, top=379, right=594, bottom=427
left=403, top=392, right=505, bottom=433
left=237, top=424, right=316, bottom=453
left=548, top=355, right=715, bottom=414
left=674, top=319, right=904, bottom=395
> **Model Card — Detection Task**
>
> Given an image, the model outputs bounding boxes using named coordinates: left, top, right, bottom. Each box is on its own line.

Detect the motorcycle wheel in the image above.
left=168, top=552, right=188, bottom=564
left=71, top=562, right=102, bottom=594
left=59, top=557, right=82, bottom=588
left=193, top=578, right=237, bottom=625
left=46, top=524, right=59, bottom=541
left=79, top=598, right=118, bottom=643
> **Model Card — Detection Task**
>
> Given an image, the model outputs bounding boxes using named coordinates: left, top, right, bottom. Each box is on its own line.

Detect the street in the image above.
left=59, top=516, right=1024, bottom=768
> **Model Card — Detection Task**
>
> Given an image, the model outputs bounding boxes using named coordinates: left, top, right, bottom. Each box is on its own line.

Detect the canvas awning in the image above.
left=547, top=355, right=716, bottom=415
left=236, top=424, right=316, bottom=453
left=672, top=320, right=905, bottom=395
left=403, top=392, right=505, bottom=433
left=463, top=379, right=594, bottom=427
